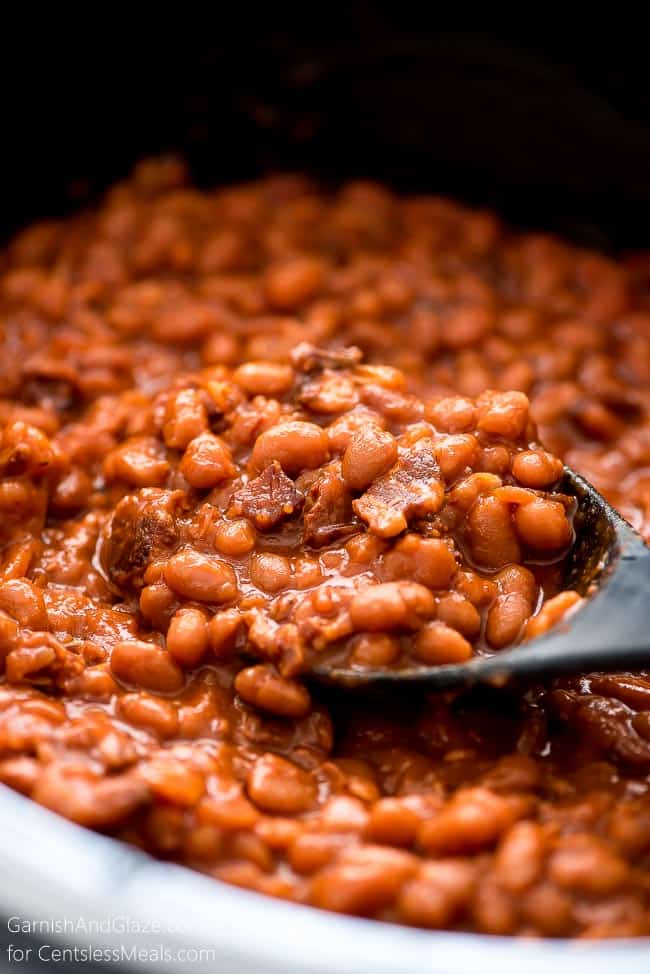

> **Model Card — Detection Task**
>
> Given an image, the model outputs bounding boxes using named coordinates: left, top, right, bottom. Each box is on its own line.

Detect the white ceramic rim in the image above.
left=1, top=785, right=649, bottom=974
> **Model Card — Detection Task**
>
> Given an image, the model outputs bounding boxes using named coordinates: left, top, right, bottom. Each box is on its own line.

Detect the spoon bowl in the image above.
left=311, top=469, right=650, bottom=690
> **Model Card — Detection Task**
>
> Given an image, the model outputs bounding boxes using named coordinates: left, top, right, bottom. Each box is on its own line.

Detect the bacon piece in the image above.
left=353, top=439, right=444, bottom=538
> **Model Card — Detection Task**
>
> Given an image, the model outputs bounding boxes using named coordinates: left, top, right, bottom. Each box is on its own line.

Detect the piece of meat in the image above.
left=303, top=463, right=358, bottom=546
left=229, top=462, right=304, bottom=531
left=353, top=438, right=445, bottom=538
left=291, top=342, right=363, bottom=373
left=101, top=488, right=182, bottom=591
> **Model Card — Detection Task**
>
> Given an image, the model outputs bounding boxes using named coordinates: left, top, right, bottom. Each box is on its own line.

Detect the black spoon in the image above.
left=311, top=469, right=650, bottom=690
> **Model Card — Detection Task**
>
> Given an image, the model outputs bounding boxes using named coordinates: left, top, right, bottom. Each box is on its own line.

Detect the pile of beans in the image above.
left=0, top=158, right=649, bottom=938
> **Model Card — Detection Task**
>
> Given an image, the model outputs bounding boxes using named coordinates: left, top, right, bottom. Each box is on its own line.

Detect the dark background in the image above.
left=3, top=18, right=650, bottom=250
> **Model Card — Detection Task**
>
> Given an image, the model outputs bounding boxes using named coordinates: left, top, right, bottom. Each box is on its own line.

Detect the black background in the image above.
left=2, top=17, right=650, bottom=249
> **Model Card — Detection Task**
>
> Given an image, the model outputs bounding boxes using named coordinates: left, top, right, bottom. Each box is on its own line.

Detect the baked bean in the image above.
left=249, top=552, right=291, bottom=593
left=288, top=825, right=346, bottom=869
left=235, top=664, right=311, bottom=718
left=419, top=788, right=520, bottom=855
left=110, top=640, right=184, bottom=693
left=414, top=622, right=473, bottom=664
left=434, top=434, right=480, bottom=482
left=117, top=692, right=179, bottom=738
left=234, top=362, right=294, bottom=397
left=33, top=766, right=149, bottom=829
left=105, top=436, right=169, bottom=487
left=486, top=594, right=532, bottom=649
left=349, top=582, right=436, bottom=632
left=512, top=449, right=564, bottom=488
left=198, top=792, right=259, bottom=831
left=164, top=549, right=238, bottom=603
left=514, top=498, right=572, bottom=551
left=526, top=591, right=583, bottom=639
left=140, top=759, right=205, bottom=806
left=166, top=607, right=210, bottom=668
left=341, top=426, right=398, bottom=491
left=519, top=883, right=573, bottom=937
left=251, top=421, right=329, bottom=474
left=213, top=518, right=256, bottom=556
left=397, top=860, right=477, bottom=928
left=319, top=795, right=370, bottom=832
left=180, top=433, right=235, bottom=488
left=479, top=444, right=512, bottom=476
left=364, top=797, right=422, bottom=846
left=493, top=822, right=547, bottom=892
left=254, top=817, right=300, bottom=851
left=162, top=388, right=208, bottom=449
left=0, top=580, right=48, bottom=629
left=428, top=396, right=478, bottom=433
left=477, top=391, right=530, bottom=439
left=265, top=256, right=326, bottom=309
left=472, top=878, right=517, bottom=935
left=207, top=609, right=243, bottom=659
left=63, top=666, right=120, bottom=701
left=548, top=834, right=630, bottom=895
left=383, top=535, right=457, bottom=589
left=454, top=570, right=498, bottom=607
left=468, top=494, right=522, bottom=569
left=247, top=754, right=316, bottom=814
left=350, top=633, right=401, bottom=666
left=435, top=593, right=481, bottom=639
left=310, top=845, right=417, bottom=915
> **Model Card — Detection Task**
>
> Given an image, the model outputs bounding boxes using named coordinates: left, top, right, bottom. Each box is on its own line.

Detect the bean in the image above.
left=514, top=498, right=572, bottom=551
left=428, top=396, right=478, bottom=433
left=350, top=633, right=401, bottom=666
left=105, top=436, right=169, bottom=487
left=349, top=582, right=436, bottom=632
left=468, top=494, right=521, bottom=569
left=310, top=846, right=417, bottom=915
left=341, top=426, right=397, bottom=491
left=247, top=754, right=316, bottom=814
left=486, top=594, right=532, bottom=649
left=235, top=664, right=311, bottom=718
left=249, top=552, right=291, bottom=593
left=418, top=788, right=519, bottom=855
left=548, top=835, right=629, bottom=895
left=164, top=549, right=239, bottom=603
left=364, top=798, right=422, bottom=846
left=414, top=622, right=473, bottom=664
left=493, top=821, right=547, bottom=892
left=512, top=449, right=564, bottom=488
left=397, top=860, right=477, bottom=928
left=117, top=692, right=179, bottom=738
left=434, top=434, right=479, bottom=482
left=213, top=518, right=256, bottom=556
left=180, top=433, right=235, bottom=488
left=526, top=591, right=582, bottom=639
left=166, top=607, right=210, bottom=667
left=207, top=609, right=243, bottom=659
left=436, top=593, right=481, bottom=639
left=383, top=534, right=457, bottom=589
left=162, top=388, right=208, bottom=449
left=477, top=390, right=530, bottom=439
left=251, top=421, right=329, bottom=474
left=110, top=640, right=184, bottom=693
left=265, top=256, right=326, bottom=309
left=234, top=362, right=294, bottom=396
left=0, top=579, right=48, bottom=629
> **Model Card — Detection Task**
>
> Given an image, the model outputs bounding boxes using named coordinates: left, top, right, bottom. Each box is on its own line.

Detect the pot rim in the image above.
left=1, top=785, right=649, bottom=974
